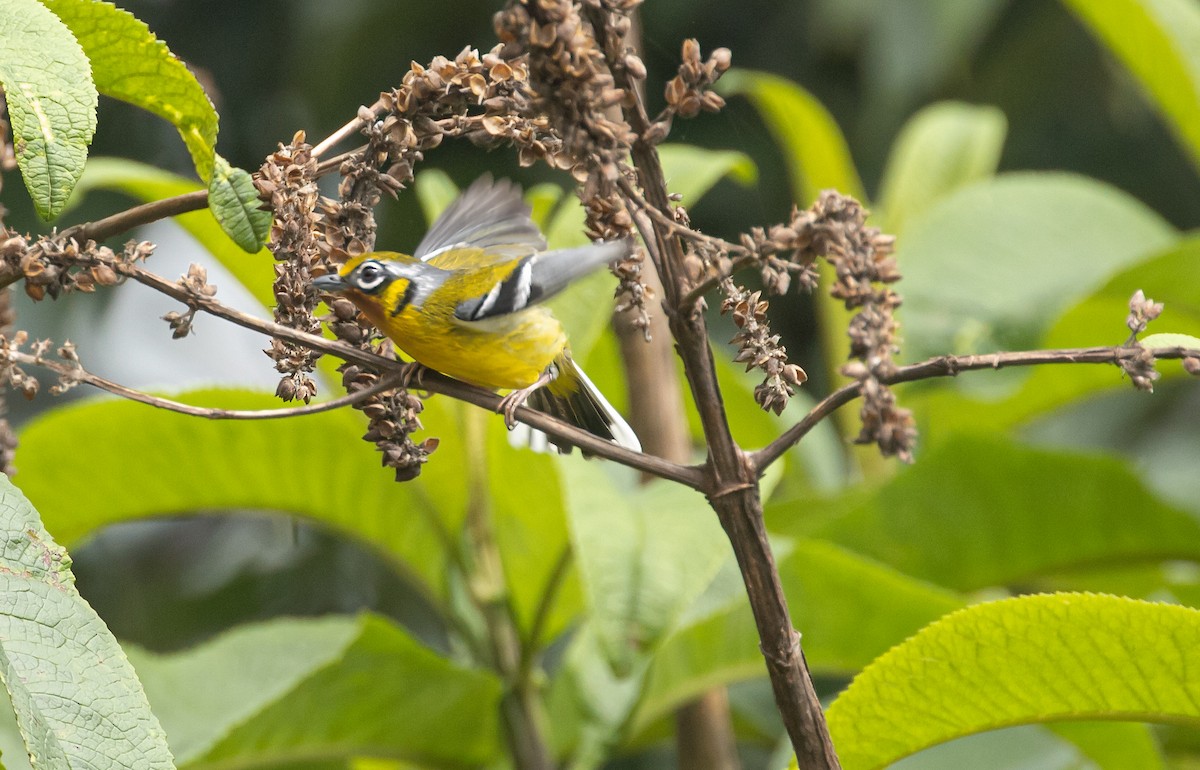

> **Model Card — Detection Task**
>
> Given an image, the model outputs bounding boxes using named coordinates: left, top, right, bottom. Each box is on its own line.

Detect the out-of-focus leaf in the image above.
left=631, top=538, right=963, bottom=733
left=14, top=389, right=467, bottom=601
left=1142, top=332, right=1200, bottom=350
left=71, top=158, right=275, bottom=306
left=772, top=434, right=1200, bottom=590
left=0, top=0, right=97, bottom=219
left=718, top=69, right=866, bottom=205
left=40, top=0, right=218, bottom=181
left=544, top=622, right=647, bottom=766
left=560, top=459, right=729, bottom=676
left=825, top=593, right=1200, bottom=769
left=207, top=154, right=271, bottom=252
left=912, top=236, right=1200, bottom=435
left=0, top=475, right=174, bottom=769
left=875, top=101, right=1007, bottom=234
left=1049, top=721, right=1167, bottom=770
left=128, top=614, right=502, bottom=768
left=658, top=143, right=757, bottom=205
left=1062, top=0, right=1200, bottom=172
left=897, top=172, right=1176, bottom=361
left=487, top=419, right=581, bottom=645
left=413, top=169, right=460, bottom=227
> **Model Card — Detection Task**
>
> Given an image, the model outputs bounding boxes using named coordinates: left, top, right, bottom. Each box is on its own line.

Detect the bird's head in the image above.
left=313, top=253, right=420, bottom=296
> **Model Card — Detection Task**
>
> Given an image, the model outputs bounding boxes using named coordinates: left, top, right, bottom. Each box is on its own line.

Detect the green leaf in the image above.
left=825, top=593, right=1200, bottom=770
left=631, top=539, right=963, bottom=733
left=128, top=614, right=502, bottom=768
left=898, top=172, right=1176, bottom=361
left=718, top=69, right=866, bottom=205
left=657, top=143, right=757, bottom=205
left=1141, top=332, right=1200, bottom=350
left=774, top=434, right=1200, bottom=591
left=875, top=101, right=1007, bottom=234
left=39, top=0, right=219, bottom=181
left=207, top=154, right=272, bottom=252
left=71, top=157, right=275, bottom=306
left=1049, top=721, right=1167, bottom=770
left=0, top=0, right=97, bottom=219
left=0, top=474, right=174, bottom=769
left=486, top=419, right=581, bottom=645
left=413, top=169, right=460, bottom=226
left=560, top=459, right=730, bottom=676
left=1062, top=0, right=1200, bottom=172
left=13, top=389, right=468, bottom=602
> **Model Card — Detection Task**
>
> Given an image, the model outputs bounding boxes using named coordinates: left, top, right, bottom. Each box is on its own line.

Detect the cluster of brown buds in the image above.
left=741, top=217, right=824, bottom=297
left=1121, top=289, right=1164, bottom=392
left=495, top=0, right=650, bottom=332
left=160, top=263, right=218, bottom=340
left=257, top=133, right=324, bottom=403
left=720, top=279, right=807, bottom=414
left=341, top=363, right=437, bottom=482
left=0, top=332, right=82, bottom=399
left=664, top=40, right=731, bottom=120
left=0, top=232, right=140, bottom=301
left=807, top=191, right=914, bottom=460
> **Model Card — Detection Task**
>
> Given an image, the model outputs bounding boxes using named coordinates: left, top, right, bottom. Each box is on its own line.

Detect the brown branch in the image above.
left=587, top=13, right=841, bottom=767
left=751, top=345, right=1200, bottom=473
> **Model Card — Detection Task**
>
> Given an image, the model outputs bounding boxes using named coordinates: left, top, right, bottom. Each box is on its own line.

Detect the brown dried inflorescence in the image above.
left=0, top=231, right=139, bottom=302
left=808, top=191, right=914, bottom=461
left=1120, top=289, right=1164, bottom=392
left=257, top=133, right=324, bottom=403
left=495, top=0, right=650, bottom=332
left=720, top=279, right=807, bottom=415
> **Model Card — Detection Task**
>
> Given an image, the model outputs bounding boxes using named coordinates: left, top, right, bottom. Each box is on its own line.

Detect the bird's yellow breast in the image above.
left=348, top=276, right=568, bottom=391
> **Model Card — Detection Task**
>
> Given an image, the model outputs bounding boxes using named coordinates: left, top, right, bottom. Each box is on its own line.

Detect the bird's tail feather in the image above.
left=509, top=356, right=640, bottom=454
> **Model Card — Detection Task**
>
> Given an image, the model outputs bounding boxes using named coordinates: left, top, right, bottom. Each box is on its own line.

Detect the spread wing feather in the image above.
left=454, top=241, right=628, bottom=322
left=415, top=175, right=546, bottom=262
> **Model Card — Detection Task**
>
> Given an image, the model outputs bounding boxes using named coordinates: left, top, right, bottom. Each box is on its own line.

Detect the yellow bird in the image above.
left=313, top=176, right=640, bottom=453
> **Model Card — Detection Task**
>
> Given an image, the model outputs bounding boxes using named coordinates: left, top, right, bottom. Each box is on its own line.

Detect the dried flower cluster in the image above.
left=0, top=332, right=82, bottom=400
left=1121, top=289, right=1165, bottom=392
left=257, top=133, right=324, bottom=403
left=663, top=39, right=731, bottom=121
left=161, top=263, right=218, bottom=339
left=496, top=0, right=651, bottom=333
left=720, top=279, right=807, bottom=414
left=0, top=231, right=138, bottom=301
left=806, top=192, right=913, bottom=460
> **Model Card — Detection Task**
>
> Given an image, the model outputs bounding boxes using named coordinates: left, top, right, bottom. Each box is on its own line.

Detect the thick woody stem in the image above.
left=591, top=10, right=840, bottom=765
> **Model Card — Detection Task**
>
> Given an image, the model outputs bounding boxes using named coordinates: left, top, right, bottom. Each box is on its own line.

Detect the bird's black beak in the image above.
left=312, top=274, right=347, bottom=292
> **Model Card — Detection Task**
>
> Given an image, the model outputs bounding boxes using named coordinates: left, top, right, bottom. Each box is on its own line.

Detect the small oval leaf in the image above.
left=208, top=154, right=271, bottom=252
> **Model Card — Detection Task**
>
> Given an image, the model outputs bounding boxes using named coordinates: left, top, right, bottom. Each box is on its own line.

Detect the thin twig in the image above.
left=5, top=348, right=407, bottom=419
left=311, top=99, right=384, bottom=158
left=750, top=345, right=1200, bottom=472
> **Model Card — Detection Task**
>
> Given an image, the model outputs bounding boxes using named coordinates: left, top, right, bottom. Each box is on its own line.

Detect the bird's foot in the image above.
left=497, top=370, right=554, bottom=429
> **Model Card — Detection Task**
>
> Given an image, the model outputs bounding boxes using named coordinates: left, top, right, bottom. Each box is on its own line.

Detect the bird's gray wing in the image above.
left=415, top=175, right=547, bottom=262
left=454, top=240, right=629, bottom=322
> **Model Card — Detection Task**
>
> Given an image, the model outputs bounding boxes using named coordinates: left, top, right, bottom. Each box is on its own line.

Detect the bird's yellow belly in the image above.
left=373, top=305, right=568, bottom=390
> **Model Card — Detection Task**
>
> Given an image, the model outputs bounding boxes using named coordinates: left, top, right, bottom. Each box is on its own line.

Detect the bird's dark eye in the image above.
left=354, top=261, right=388, bottom=293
